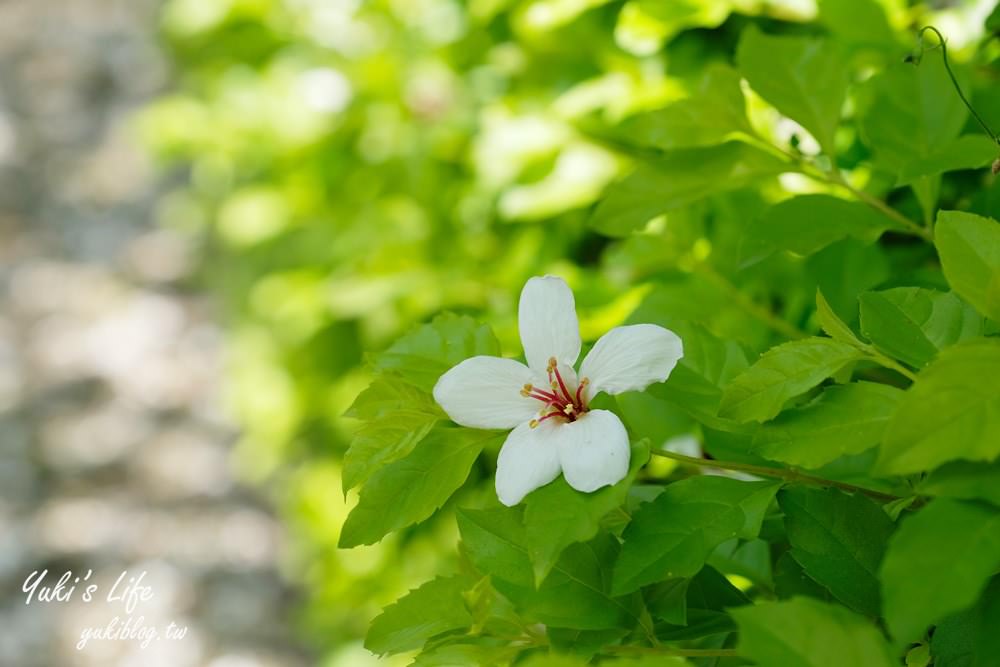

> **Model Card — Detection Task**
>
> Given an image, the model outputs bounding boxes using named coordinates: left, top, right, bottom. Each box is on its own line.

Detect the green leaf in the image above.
left=620, top=65, right=752, bottom=150
left=590, top=142, right=789, bottom=237
left=876, top=338, right=1000, bottom=476
left=919, top=460, right=1000, bottom=506
left=898, top=134, right=1000, bottom=184
left=817, top=0, right=895, bottom=49
left=743, top=195, right=897, bottom=261
left=647, top=322, right=751, bottom=429
left=719, top=337, right=863, bottom=423
left=375, top=313, right=500, bottom=391
left=412, top=642, right=521, bottom=667
left=736, top=27, right=848, bottom=154
left=752, top=382, right=903, bottom=469
left=816, top=289, right=866, bottom=348
left=339, top=427, right=500, bottom=547
left=647, top=564, right=750, bottom=631
left=365, top=575, right=472, bottom=655
left=935, top=210, right=1000, bottom=322
left=774, top=552, right=834, bottom=602
left=458, top=508, right=640, bottom=630
left=929, top=577, right=1000, bottom=667
left=612, top=476, right=779, bottom=594
left=522, top=440, right=650, bottom=585
left=731, top=597, right=897, bottom=667
left=807, top=239, right=891, bottom=326
left=778, top=487, right=895, bottom=616
left=880, top=499, right=1000, bottom=643
left=342, top=377, right=441, bottom=492
left=859, top=287, right=985, bottom=369
left=859, top=57, right=969, bottom=176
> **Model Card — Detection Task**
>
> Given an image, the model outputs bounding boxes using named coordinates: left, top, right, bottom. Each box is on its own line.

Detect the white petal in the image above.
left=495, top=421, right=562, bottom=506
left=554, top=409, right=630, bottom=493
left=579, top=324, right=683, bottom=399
left=433, top=356, right=540, bottom=429
left=518, top=275, right=582, bottom=374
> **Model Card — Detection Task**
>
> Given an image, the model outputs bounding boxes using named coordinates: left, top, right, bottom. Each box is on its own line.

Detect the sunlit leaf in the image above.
left=719, top=337, right=863, bottom=423
left=881, top=499, right=1000, bottom=643
left=934, top=210, right=1000, bottom=322
left=611, top=476, right=779, bottom=594
left=732, top=597, right=897, bottom=667
left=737, top=27, right=848, bottom=154
left=877, top=338, right=1000, bottom=475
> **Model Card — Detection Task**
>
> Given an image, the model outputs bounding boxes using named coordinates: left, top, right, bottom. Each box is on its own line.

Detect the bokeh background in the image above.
left=1, top=0, right=997, bottom=665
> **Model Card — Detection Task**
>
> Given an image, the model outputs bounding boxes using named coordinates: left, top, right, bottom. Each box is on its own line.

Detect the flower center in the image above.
left=520, top=357, right=589, bottom=427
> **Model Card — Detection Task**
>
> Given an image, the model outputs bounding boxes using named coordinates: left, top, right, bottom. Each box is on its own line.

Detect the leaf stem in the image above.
left=650, top=448, right=902, bottom=502
left=693, top=263, right=809, bottom=340
left=862, top=347, right=919, bottom=382
left=822, top=169, right=934, bottom=242
left=746, top=134, right=933, bottom=241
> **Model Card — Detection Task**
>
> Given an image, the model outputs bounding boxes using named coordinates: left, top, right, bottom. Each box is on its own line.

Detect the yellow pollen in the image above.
left=580, top=377, right=589, bottom=386
left=547, top=356, right=558, bottom=369
left=529, top=419, right=539, bottom=429
left=564, top=405, right=575, bottom=414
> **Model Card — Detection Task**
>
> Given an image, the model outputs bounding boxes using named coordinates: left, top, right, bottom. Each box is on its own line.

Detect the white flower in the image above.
left=433, top=276, right=684, bottom=506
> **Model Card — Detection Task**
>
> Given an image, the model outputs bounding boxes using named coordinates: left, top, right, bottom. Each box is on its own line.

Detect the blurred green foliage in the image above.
left=141, top=0, right=1000, bottom=663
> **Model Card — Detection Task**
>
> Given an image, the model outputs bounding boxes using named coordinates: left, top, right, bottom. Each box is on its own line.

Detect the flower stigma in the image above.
left=521, top=356, right=590, bottom=428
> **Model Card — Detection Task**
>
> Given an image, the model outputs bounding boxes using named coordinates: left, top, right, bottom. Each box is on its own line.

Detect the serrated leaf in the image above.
left=935, top=210, right=1000, bottom=322
left=619, top=65, right=752, bottom=151
left=807, top=239, right=891, bottom=326
left=647, top=564, right=750, bottom=631
left=611, top=476, right=779, bottom=594
left=778, top=487, right=894, bottom=616
left=719, top=337, right=863, bottom=423
left=880, top=499, right=1000, bottom=643
left=590, top=142, right=789, bottom=237
left=752, top=382, right=902, bottom=469
left=343, top=377, right=441, bottom=492
left=877, top=338, right=1000, bottom=475
left=816, top=289, right=865, bottom=347
left=366, top=575, right=472, bottom=655
left=522, top=440, right=650, bottom=585
left=743, top=195, right=898, bottom=262
left=457, top=508, right=640, bottom=630
left=732, top=597, right=897, bottom=667
left=736, top=27, right=848, bottom=154
left=375, top=313, right=501, bottom=391
left=339, top=427, right=500, bottom=547
left=859, top=287, right=985, bottom=369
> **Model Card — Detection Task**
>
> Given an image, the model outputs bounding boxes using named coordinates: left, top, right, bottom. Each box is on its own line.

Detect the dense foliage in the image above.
left=144, top=0, right=1000, bottom=664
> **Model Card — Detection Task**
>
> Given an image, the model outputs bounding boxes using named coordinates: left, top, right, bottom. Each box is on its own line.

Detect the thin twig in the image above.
left=650, top=448, right=902, bottom=502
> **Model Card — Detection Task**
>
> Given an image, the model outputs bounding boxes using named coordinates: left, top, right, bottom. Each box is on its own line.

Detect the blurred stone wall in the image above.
left=0, top=1, right=312, bottom=665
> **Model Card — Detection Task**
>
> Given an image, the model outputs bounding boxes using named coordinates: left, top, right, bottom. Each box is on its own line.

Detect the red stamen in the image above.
left=532, top=410, right=564, bottom=427
left=575, top=377, right=589, bottom=407
left=549, top=357, right=574, bottom=404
